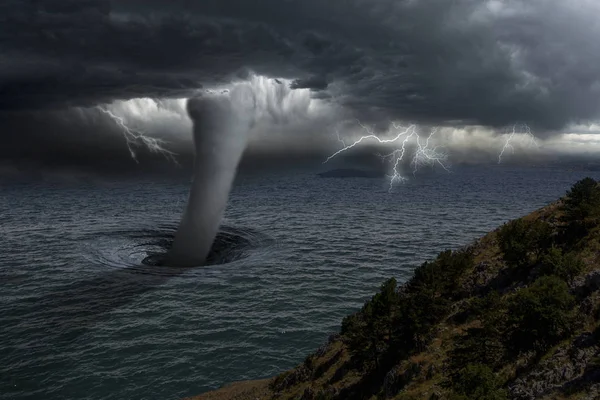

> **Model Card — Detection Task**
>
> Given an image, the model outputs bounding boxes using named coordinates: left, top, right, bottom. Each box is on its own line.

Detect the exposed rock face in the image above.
left=581, top=383, right=600, bottom=400
left=580, top=292, right=600, bottom=318
left=269, top=364, right=312, bottom=393
left=382, top=362, right=422, bottom=398
left=189, top=186, right=600, bottom=400
left=509, top=332, right=600, bottom=400
left=463, top=261, right=496, bottom=293
left=573, top=270, right=600, bottom=297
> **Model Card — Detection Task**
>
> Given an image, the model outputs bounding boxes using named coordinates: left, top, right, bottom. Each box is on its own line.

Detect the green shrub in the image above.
left=497, top=218, right=552, bottom=269
left=408, top=250, right=473, bottom=297
left=450, top=364, right=507, bottom=400
left=506, top=276, right=575, bottom=352
left=392, top=288, right=451, bottom=352
left=315, top=389, right=334, bottom=400
left=497, top=219, right=529, bottom=268
left=341, top=278, right=399, bottom=368
left=561, top=178, right=600, bottom=239
left=340, top=312, right=369, bottom=360
left=563, top=177, right=600, bottom=220
left=451, top=293, right=507, bottom=371
left=469, top=291, right=502, bottom=319
left=540, top=247, right=585, bottom=284
left=450, top=328, right=506, bottom=372
left=342, top=250, right=473, bottom=367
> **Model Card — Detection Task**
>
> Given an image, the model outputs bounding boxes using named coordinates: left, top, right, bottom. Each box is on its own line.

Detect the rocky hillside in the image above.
left=188, top=178, right=600, bottom=400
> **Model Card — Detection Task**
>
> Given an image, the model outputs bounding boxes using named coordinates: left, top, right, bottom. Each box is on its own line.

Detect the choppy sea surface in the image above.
left=1, top=165, right=598, bottom=400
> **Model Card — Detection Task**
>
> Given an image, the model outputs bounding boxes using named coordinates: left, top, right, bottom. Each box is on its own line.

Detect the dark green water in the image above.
left=1, top=166, right=597, bottom=400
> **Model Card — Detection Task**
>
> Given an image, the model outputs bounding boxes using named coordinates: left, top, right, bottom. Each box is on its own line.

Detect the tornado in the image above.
left=168, top=86, right=255, bottom=267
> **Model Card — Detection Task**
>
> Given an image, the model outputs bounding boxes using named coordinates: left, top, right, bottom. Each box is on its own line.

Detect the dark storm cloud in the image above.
left=290, top=76, right=329, bottom=91
left=0, top=107, right=191, bottom=174
left=1, top=0, right=599, bottom=129
left=2, top=0, right=600, bottom=173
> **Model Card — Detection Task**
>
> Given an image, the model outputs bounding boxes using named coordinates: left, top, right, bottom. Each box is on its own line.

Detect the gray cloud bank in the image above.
left=2, top=0, right=600, bottom=172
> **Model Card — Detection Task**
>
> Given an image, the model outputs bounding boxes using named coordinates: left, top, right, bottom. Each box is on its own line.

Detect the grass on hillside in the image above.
left=191, top=177, right=600, bottom=400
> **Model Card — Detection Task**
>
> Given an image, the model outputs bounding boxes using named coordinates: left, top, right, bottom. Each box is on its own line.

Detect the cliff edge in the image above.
left=188, top=178, right=600, bottom=400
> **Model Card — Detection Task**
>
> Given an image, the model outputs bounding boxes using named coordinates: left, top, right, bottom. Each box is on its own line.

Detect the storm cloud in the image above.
left=2, top=0, right=600, bottom=171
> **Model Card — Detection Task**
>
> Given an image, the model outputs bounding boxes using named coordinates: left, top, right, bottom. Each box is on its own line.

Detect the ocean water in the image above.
left=1, top=165, right=597, bottom=400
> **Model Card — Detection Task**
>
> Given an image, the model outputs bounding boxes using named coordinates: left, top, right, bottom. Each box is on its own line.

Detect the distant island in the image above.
left=318, top=169, right=383, bottom=178
left=189, top=178, right=600, bottom=400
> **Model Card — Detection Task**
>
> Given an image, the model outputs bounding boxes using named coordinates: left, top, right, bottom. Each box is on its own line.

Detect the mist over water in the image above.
left=1, top=165, right=598, bottom=400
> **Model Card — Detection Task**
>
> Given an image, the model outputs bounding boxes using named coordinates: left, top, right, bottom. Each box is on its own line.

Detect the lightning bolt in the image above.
left=97, top=106, right=178, bottom=164
left=498, top=122, right=538, bottom=164
left=336, top=127, right=346, bottom=147
left=325, top=120, right=449, bottom=192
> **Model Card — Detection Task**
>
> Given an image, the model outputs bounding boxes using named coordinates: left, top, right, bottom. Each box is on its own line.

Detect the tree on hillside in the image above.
left=341, top=278, right=399, bottom=369
left=540, top=247, right=585, bottom=284
left=506, top=276, right=575, bottom=352
left=408, top=250, right=473, bottom=298
left=497, top=218, right=552, bottom=269
left=561, top=177, right=600, bottom=239
left=450, top=363, right=507, bottom=400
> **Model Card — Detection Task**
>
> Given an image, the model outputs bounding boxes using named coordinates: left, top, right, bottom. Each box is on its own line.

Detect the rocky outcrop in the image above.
left=509, top=332, right=600, bottom=399
left=573, top=270, right=600, bottom=297
left=190, top=183, right=600, bottom=400
left=382, top=362, right=422, bottom=398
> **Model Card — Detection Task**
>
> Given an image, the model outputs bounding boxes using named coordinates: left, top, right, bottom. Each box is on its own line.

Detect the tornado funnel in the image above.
left=168, top=88, right=255, bottom=267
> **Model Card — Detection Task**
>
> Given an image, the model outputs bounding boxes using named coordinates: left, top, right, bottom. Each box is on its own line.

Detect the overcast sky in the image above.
left=2, top=0, right=600, bottom=174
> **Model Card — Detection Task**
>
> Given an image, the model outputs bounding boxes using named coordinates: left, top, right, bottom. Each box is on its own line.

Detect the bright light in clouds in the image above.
left=563, top=123, right=600, bottom=135
left=95, top=75, right=339, bottom=158
left=93, top=74, right=600, bottom=165
left=98, top=98, right=191, bottom=140
left=545, top=133, right=600, bottom=155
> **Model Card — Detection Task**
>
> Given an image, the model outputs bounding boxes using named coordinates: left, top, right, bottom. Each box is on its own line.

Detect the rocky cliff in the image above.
left=189, top=178, right=600, bottom=400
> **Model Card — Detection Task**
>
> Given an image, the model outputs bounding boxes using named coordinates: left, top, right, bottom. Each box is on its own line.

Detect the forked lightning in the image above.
left=325, top=120, right=449, bottom=192
left=498, top=123, right=538, bottom=164
left=97, top=106, right=177, bottom=163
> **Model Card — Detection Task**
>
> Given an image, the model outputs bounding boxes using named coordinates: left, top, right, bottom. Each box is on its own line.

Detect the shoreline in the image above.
left=188, top=179, right=600, bottom=400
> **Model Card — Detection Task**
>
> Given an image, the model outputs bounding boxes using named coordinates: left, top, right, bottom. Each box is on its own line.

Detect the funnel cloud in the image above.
left=168, top=86, right=256, bottom=267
